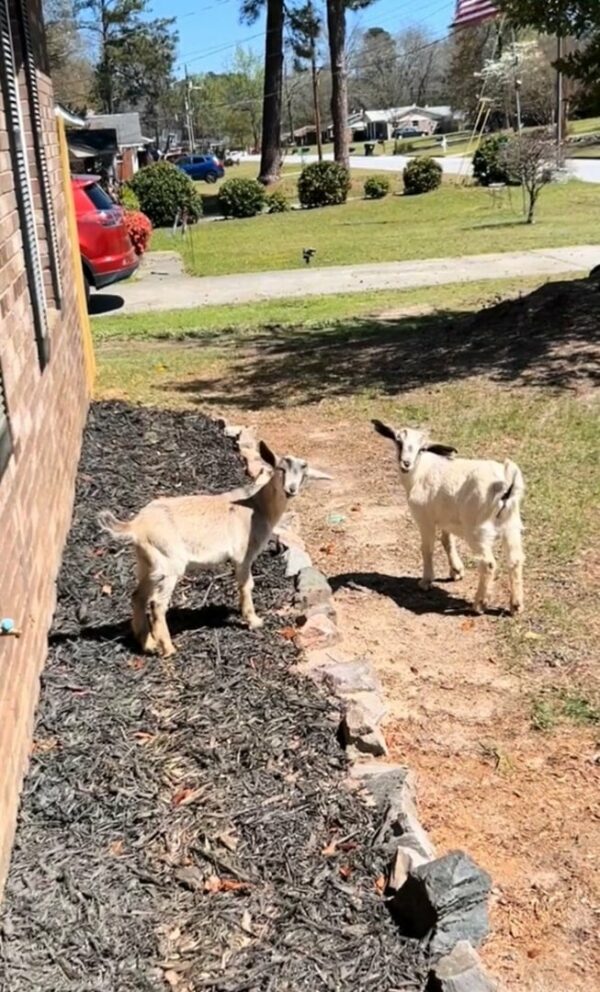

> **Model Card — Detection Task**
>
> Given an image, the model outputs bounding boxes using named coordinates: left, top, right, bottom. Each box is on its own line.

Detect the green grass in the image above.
left=569, top=143, right=600, bottom=159
left=568, top=116, right=600, bottom=135
left=93, top=276, right=557, bottom=342
left=532, top=690, right=600, bottom=732
left=150, top=180, right=599, bottom=278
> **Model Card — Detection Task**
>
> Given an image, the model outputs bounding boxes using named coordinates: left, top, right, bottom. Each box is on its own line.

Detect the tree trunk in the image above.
left=259, top=0, right=284, bottom=185
left=326, top=0, right=349, bottom=168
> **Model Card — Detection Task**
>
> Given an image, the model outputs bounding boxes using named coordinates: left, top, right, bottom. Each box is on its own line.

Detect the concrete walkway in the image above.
left=93, top=246, right=599, bottom=315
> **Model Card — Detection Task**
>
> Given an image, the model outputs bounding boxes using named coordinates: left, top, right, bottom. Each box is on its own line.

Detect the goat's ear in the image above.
left=424, top=443, right=457, bottom=458
left=258, top=440, right=278, bottom=468
left=305, top=466, right=333, bottom=481
left=372, top=419, right=397, bottom=442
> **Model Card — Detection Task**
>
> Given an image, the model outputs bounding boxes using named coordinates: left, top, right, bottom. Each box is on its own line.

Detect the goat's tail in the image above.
left=98, top=509, right=135, bottom=542
left=495, top=460, right=524, bottom=518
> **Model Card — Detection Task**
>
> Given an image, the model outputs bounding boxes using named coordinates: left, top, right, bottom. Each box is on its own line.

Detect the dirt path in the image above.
left=230, top=410, right=599, bottom=992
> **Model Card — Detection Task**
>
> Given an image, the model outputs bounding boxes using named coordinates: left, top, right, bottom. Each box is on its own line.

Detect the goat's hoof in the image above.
left=159, top=643, right=177, bottom=658
left=418, top=579, right=433, bottom=591
left=247, top=616, right=264, bottom=630
left=450, top=569, right=464, bottom=582
left=510, top=601, right=524, bottom=616
left=473, top=600, right=487, bottom=615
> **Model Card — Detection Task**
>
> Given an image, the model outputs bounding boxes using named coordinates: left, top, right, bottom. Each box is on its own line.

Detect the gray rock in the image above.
left=353, top=764, right=435, bottom=859
left=223, top=424, right=243, bottom=439
left=426, top=941, right=496, bottom=992
left=388, top=845, right=428, bottom=892
left=320, top=658, right=381, bottom=695
left=391, top=851, right=491, bottom=958
left=340, top=701, right=388, bottom=757
left=297, top=601, right=337, bottom=623
left=295, top=613, right=340, bottom=651
left=294, top=567, right=332, bottom=610
left=285, top=546, right=312, bottom=577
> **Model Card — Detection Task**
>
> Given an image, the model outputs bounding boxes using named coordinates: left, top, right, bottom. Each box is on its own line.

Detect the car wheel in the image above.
left=205, top=171, right=218, bottom=184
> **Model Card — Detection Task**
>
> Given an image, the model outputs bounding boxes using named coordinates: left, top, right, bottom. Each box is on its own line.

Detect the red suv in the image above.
left=72, top=176, right=138, bottom=301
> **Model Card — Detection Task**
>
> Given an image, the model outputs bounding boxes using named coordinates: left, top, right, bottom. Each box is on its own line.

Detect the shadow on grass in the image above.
left=89, top=292, right=125, bottom=315
left=164, top=277, right=600, bottom=410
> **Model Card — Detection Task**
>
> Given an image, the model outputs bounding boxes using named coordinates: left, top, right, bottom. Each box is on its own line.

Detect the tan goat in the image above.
left=98, top=441, right=331, bottom=657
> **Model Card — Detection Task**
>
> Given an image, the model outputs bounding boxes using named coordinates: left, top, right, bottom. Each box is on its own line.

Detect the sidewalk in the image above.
left=94, top=246, right=599, bottom=315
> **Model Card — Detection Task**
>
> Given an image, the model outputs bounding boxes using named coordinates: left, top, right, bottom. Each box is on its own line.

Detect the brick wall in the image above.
left=0, top=0, right=89, bottom=894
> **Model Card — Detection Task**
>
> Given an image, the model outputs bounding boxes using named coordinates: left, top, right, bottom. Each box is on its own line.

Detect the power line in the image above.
left=177, top=0, right=453, bottom=68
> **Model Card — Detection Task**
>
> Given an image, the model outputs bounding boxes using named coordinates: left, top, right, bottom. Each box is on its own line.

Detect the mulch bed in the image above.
left=0, top=402, right=428, bottom=992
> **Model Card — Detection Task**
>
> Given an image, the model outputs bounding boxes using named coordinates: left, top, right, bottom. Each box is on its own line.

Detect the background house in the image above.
left=0, top=0, right=93, bottom=895
left=356, top=105, right=459, bottom=141
left=85, top=111, right=152, bottom=180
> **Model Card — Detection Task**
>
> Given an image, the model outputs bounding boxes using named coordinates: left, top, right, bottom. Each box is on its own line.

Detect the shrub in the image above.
left=402, top=157, right=443, bottom=195
left=265, top=189, right=289, bottom=213
left=218, top=177, right=266, bottom=218
left=393, top=139, right=415, bottom=154
left=363, top=175, right=390, bottom=199
left=297, top=161, right=351, bottom=208
left=128, top=162, right=202, bottom=228
left=124, top=210, right=152, bottom=255
left=472, top=135, right=510, bottom=186
left=119, top=185, right=140, bottom=212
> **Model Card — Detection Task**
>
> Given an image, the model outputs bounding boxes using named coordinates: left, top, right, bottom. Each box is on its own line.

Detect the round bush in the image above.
left=119, top=184, right=140, bottom=212
left=218, top=177, right=266, bottom=218
left=364, top=175, right=390, bottom=200
left=265, top=189, right=289, bottom=213
left=124, top=210, right=152, bottom=255
left=402, top=157, right=443, bottom=196
left=128, top=162, right=202, bottom=228
left=472, top=135, right=510, bottom=186
left=297, top=161, right=351, bottom=209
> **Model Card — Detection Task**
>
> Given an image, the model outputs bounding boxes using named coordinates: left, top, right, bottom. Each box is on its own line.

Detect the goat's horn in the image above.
left=306, top=467, right=333, bottom=481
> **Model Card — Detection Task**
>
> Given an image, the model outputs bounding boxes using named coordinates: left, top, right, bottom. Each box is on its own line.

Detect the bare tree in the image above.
left=500, top=131, right=557, bottom=223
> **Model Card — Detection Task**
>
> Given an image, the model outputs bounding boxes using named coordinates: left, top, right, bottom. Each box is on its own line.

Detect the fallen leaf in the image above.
left=217, top=832, right=239, bottom=852
left=32, top=737, right=59, bottom=754
left=204, top=875, right=251, bottom=894
left=339, top=865, right=352, bottom=880
left=133, top=731, right=156, bottom=745
left=203, top=874, right=222, bottom=893
left=524, top=631, right=543, bottom=641
left=375, top=875, right=386, bottom=894
left=321, top=839, right=338, bottom=857
left=241, top=910, right=253, bottom=934
left=108, top=838, right=124, bottom=857
left=163, top=970, right=180, bottom=988
left=91, top=547, right=106, bottom=557
left=101, top=583, right=112, bottom=596
left=127, top=657, right=146, bottom=671
left=278, top=627, right=296, bottom=641
left=172, top=786, right=204, bottom=807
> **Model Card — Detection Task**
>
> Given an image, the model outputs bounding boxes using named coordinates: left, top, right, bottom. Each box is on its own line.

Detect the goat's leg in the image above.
left=148, top=574, right=179, bottom=657
left=441, top=530, right=464, bottom=581
left=416, top=522, right=436, bottom=591
left=473, top=543, right=497, bottom=614
left=236, top=559, right=263, bottom=629
left=502, top=523, right=524, bottom=615
left=132, top=576, right=157, bottom=653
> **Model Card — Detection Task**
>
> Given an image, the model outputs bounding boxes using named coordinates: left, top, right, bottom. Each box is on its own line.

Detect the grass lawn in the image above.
left=151, top=179, right=599, bottom=278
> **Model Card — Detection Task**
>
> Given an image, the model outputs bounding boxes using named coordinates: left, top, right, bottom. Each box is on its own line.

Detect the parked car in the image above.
left=393, top=127, right=426, bottom=139
left=72, top=176, right=138, bottom=303
left=176, top=154, right=225, bottom=183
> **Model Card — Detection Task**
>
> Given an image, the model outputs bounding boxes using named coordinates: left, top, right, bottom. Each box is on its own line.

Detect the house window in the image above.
left=15, top=0, right=62, bottom=307
left=0, top=363, right=12, bottom=479
left=0, top=0, right=50, bottom=369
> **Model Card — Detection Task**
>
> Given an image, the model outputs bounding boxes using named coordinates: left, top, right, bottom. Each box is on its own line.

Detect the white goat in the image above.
left=372, top=421, right=525, bottom=615
left=98, top=441, right=331, bottom=657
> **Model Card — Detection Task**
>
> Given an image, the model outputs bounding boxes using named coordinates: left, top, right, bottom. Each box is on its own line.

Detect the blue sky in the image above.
left=149, top=0, right=457, bottom=76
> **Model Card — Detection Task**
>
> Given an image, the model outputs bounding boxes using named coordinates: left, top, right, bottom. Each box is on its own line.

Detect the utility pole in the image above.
left=556, top=35, right=564, bottom=165
left=184, top=66, right=195, bottom=153
left=312, top=61, right=323, bottom=162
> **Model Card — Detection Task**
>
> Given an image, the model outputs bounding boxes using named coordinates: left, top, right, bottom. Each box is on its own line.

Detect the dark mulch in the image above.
left=0, top=402, right=428, bottom=992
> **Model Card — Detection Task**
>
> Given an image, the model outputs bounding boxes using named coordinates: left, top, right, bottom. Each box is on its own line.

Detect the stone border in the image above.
left=220, top=420, right=497, bottom=992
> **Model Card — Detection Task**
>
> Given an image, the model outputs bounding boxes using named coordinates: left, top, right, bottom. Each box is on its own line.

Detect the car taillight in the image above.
left=98, top=209, right=121, bottom=227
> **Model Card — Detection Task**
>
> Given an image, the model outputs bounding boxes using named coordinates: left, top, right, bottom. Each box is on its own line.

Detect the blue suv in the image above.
left=177, top=154, right=225, bottom=183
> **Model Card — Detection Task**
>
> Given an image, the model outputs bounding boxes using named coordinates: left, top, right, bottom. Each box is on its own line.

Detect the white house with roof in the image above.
left=347, top=106, right=459, bottom=141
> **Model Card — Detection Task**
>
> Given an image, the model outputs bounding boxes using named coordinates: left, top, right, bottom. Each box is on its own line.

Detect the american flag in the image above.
left=452, top=1, right=499, bottom=29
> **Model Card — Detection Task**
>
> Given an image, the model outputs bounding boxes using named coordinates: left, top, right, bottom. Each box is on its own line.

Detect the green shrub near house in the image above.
left=265, top=189, right=290, bottom=213
left=364, top=175, right=391, bottom=199
left=402, top=157, right=443, bottom=195
left=472, top=135, right=511, bottom=186
left=128, top=162, right=202, bottom=228
left=297, top=161, right=351, bottom=208
left=218, top=178, right=266, bottom=218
